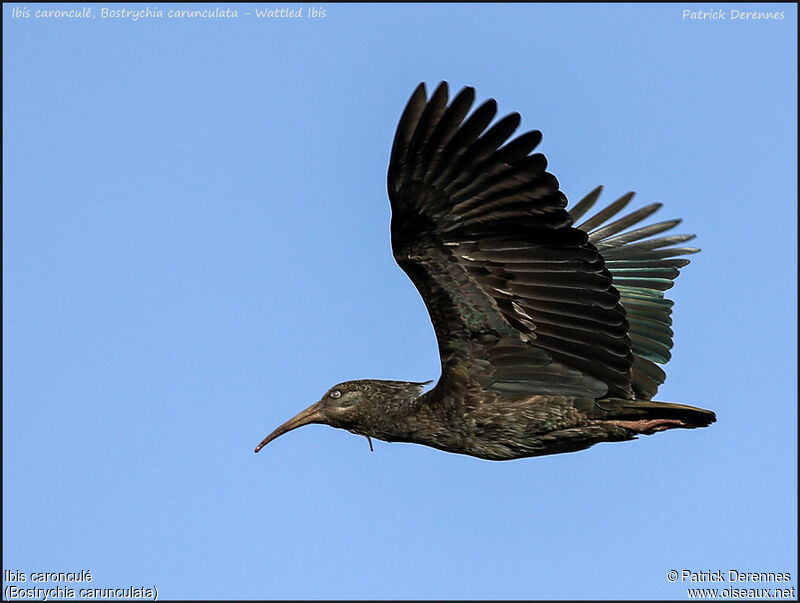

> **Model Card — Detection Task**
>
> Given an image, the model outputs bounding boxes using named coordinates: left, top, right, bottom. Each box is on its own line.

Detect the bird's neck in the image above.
left=360, top=385, right=456, bottom=447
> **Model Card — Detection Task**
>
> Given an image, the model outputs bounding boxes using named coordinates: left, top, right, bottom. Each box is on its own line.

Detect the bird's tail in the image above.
left=588, top=398, right=717, bottom=433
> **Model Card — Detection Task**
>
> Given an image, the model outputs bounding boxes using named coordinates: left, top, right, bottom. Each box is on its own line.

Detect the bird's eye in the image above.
left=329, top=390, right=342, bottom=399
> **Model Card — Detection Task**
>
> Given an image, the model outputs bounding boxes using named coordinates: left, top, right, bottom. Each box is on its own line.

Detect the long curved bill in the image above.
left=254, top=401, right=325, bottom=453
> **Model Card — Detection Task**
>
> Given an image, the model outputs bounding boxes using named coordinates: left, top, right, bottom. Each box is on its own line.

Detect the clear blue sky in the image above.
left=3, top=3, right=797, bottom=600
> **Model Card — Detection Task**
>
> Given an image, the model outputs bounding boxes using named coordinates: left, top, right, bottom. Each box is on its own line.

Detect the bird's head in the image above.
left=254, top=379, right=430, bottom=452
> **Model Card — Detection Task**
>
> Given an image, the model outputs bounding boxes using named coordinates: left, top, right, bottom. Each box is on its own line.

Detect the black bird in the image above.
left=255, top=82, right=715, bottom=460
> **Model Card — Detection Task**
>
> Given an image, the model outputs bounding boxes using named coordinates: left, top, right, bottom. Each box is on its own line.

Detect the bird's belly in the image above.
left=404, top=396, right=632, bottom=461
left=434, top=423, right=629, bottom=460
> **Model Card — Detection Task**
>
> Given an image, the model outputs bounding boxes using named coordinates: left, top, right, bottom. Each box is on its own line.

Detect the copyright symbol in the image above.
left=667, top=570, right=679, bottom=582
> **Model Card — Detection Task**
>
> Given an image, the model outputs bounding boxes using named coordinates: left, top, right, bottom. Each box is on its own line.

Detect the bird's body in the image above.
left=255, top=82, right=715, bottom=461
left=299, top=379, right=710, bottom=461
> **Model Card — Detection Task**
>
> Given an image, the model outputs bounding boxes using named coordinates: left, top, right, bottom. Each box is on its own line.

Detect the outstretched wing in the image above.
left=569, top=187, right=699, bottom=399
left=387, top=82, right=634, bottom=399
